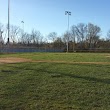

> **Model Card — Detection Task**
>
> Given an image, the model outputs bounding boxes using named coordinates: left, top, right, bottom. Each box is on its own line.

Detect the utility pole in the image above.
left=7, top=0, right=10, bottom=44
left=65, top=11, right=71, bottom=52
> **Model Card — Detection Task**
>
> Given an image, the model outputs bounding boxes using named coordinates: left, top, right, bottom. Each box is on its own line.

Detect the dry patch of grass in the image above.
left=106, top=56, right=110, bottom=58
left=103, top=53, right=110, bottom=58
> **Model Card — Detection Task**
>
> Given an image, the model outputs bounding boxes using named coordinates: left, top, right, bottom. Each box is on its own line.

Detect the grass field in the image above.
left=0, top=53, right=110, bottom=110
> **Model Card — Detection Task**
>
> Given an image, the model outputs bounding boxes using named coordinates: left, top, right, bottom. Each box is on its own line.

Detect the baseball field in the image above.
left=0, top=53, right=110, bottom=110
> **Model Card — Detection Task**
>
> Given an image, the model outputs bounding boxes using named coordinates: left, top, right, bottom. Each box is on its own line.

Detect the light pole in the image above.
left=65, top=11, right=71, bottom=52
left=21, top=21, right=24, bottom=43
left=8, top=0, right=10, bottom=44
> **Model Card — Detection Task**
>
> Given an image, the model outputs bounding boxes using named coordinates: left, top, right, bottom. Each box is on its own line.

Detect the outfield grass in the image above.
left=0, top=53, right=110, bottom=110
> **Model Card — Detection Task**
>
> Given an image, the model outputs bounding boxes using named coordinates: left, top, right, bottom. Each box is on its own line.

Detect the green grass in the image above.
left=0, top=53, right=110, bottom=110
left=0, top=52, right=110, bottom=62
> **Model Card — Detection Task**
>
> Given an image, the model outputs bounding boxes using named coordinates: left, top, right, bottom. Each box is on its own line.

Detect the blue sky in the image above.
left=0, top=0, right=110, bottom=38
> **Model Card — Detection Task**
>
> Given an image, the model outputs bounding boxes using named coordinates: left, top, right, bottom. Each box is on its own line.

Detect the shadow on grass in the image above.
left=62, top=73, right=110, bottom=84
left=39, top=66, right=110, bottom=85
left=4, top=63, right=110, bottom=85
left=31, top=63, right=110, bottom=85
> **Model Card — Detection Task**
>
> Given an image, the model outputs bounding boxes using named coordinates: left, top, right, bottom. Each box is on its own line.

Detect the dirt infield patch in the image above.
left=0, top=57, right=32, bottom=64
left=0, top=57, right=110, bottom=65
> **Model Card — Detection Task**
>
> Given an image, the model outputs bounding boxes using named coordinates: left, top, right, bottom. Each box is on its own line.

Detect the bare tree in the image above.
left=48, top=32, right=58, bottom=50
left=75, top=23, right=87, bottom=49
left=107, top=30, right=110, bottom=41
left=87, top=23, right=101, bottom=48
left=54, top=37, right=64, bottom=50
left=31, top=29, right=42, bottom=45
left=71, top=25, right=77, bottom=51
left=48, top=32, right=57, bottom=43
left=0, top=23, right=4, bottom=44
left=10, top=25, right=20, bottom=43
left=23, top=32, right=31, bottom=44
left=39, top=35, right=44, bottom=45
left=0, top=23, right=4, bottom=32
left=63, top=31, right=71, bottom=51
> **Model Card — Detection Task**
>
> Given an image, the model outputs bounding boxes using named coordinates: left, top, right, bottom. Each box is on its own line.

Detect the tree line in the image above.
left=0, top=22, right=110, bottom=52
